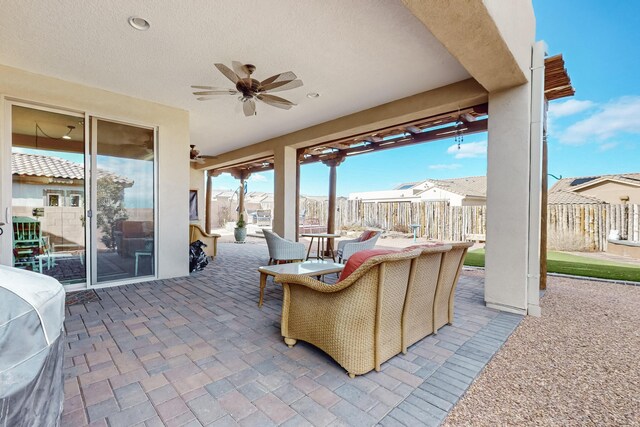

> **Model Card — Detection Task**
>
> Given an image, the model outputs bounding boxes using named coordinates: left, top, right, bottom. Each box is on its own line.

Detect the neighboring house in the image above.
left=349, top=176, right=487, bottom=206
left=549, top=173, right=640, bottom=204
left=11, top=152, right=133, bottom=247
left=12, top=152, right=133, bottom=207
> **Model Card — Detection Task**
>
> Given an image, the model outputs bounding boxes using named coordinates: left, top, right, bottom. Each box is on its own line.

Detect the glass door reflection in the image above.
left=11, top=105, right=87, bottom=285
left=94, top=119, right=155, bottom=283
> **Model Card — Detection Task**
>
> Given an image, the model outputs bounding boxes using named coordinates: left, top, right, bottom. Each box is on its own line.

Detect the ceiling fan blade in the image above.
left=243, top=99, right=256, bottom=116
left=262, top=79, right=303, bottom=93
left=196, top=96, right=220, bottom=101
left=214, top=63, right=240, bottom=84
left=193, top=90, right=238, bottom=95
left=191, top=85, right=217, bottom=89
left=257, top=94, right=294, bottom=110
left=232, top=61, right=250, bottom=78
left=260, top=71, right=297, bottom=86
left=258, top=94, right=295, bottom=105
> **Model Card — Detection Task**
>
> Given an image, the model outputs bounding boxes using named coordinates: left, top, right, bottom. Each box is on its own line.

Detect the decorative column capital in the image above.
left=321, top=154, right=346, bottom=168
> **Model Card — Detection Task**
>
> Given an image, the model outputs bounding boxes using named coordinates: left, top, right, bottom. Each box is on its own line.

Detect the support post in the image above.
left=205, top=170, right=213, bottom=234
left=295, top=151, right=301, bottom=241
left=230, top=169, right=251, bottom=224
left=273, top=146, right=298, bottom=240
left=321, top=156, right=345, bottom=254
left=485, top=41, right=544, bottom=316
left=540, top=134, right=548, bottom=291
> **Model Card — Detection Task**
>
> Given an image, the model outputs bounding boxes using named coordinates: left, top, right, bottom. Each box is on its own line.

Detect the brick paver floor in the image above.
left=62, top=241, right=522, bottom=426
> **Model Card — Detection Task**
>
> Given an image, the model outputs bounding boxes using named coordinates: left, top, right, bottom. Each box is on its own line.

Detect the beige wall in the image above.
left=482, top=0, right=536, bottom=75
left=578, top=182, right=640, bottom=204
left=0, top=64, right=190, bottom=284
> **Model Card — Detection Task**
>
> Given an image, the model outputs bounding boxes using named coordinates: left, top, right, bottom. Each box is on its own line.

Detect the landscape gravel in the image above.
left=443, top=274, right=640, bottom=426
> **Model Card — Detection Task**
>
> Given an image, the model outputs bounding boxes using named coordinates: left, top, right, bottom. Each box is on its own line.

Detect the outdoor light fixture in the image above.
left=128, top=16, right=150, bottom=31
left=35, top=123, right=76, bottom=143
left=62, top=125, right=75, bottom=140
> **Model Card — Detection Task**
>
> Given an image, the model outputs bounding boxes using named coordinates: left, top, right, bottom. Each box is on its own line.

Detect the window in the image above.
left=69, top=194, right=81, bottom=207
left=189, top=190, right=198, bottom=221
left=47, top=194, right=61, bottom=207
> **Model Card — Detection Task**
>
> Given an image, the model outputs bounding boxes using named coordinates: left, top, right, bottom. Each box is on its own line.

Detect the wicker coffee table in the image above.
left=257, top=260, right=344, bottom=307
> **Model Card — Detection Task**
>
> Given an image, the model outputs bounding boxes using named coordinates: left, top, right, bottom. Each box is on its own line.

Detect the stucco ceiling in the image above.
left=0, top=0, right=470, bottom=156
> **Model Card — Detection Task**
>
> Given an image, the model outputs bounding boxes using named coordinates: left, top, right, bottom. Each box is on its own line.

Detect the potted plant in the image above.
left=234, top=213, right=247, bottom=243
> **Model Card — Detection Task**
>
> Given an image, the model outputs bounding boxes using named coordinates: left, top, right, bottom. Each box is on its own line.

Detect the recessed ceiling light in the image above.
left=306, top=92, right=320, bottom=99
left=128, top=16, right=150, bottom=31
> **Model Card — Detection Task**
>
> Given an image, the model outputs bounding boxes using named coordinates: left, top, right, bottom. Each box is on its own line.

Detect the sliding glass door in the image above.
left=10, top=105, right=87, bottom=285
left=92, top=118, right=155, bottom=284
left=4, top=102, right=156, bottom=287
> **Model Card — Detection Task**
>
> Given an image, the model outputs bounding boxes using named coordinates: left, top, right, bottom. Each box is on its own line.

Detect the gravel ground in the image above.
left=443, top=274, right=640, bottom=427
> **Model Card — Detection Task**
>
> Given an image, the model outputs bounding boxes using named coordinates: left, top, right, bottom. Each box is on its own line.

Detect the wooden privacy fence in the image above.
left=302, top=199, right=485, bottom=242
left=547, top=203, right=639, bottom=251
left=301, top=199, right=639, bottom=251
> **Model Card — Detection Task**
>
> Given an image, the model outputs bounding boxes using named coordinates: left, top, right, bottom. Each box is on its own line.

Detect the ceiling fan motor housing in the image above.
left=236, top=78, right=261, bottom=98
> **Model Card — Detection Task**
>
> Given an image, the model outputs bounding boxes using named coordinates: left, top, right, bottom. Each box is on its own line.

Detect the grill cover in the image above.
left=0, top=265, right=65, bottom=426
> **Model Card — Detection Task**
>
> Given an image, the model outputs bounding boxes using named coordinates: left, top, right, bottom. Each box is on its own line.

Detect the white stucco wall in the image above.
left=0, top=64, right=190, bottom=283
left=419, top=188, right=465, bottom=206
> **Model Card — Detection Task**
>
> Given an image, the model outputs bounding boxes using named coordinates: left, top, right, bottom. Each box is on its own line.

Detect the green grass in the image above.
left=464, top=249, right=640, bottom=282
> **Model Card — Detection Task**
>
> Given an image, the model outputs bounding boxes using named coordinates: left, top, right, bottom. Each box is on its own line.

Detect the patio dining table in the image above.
left=300, top=232, right=341, bottom=261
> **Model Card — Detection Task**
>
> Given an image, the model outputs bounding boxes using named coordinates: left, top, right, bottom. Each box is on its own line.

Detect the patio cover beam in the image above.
left=402, top=0, right=530, bottom=92
left=195, top=79, right=487, bottom=171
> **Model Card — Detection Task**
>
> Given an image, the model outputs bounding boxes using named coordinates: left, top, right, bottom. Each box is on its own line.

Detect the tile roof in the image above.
left=550, top=173, right=640, bottom=193
left=12, top=152, right=133, bottom=185
left=426, top=176, right=487, bottom=198
left=547, top=190, right=605, bottom=204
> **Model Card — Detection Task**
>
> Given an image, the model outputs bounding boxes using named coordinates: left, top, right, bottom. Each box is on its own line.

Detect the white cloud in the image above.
left=598, top=142, right=618, bottom=152
left=250, top=173, right=268, bottom=182
left=428, top=163, right=462, bottom=170
left=447, top=141, right=487, bottom=159
left=548, top=99, right=595, bottom=118
left=559, top=96, right=640, bottom=145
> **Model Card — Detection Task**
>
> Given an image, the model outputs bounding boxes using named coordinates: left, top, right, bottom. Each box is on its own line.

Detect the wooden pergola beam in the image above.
left=300, top=119, right=488, bottom=165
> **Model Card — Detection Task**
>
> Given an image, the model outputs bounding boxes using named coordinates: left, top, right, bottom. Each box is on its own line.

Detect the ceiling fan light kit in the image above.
left=192, top=61, right=303, bottom=117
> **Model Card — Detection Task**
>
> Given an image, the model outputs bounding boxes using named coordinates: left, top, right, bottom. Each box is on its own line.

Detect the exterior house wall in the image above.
left=577, top=181, right=640, bottom=204
left=0, top=64, right=190, bottom=283
left=418, top=188, right=465, bottom=206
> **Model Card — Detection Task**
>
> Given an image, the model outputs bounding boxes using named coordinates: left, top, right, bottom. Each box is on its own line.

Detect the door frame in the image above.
left=1, top=97, right=159, bottom=289
left=88, top=115, right=159, bottom=288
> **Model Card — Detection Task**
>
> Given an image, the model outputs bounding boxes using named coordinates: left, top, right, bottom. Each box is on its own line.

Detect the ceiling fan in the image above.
left=192, top=61, right=303, bottom=117
left=190, top=145, right=218, bottom=164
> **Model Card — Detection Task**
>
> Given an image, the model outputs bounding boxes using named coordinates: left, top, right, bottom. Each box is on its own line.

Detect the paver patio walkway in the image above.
left=62, top=242, right=522, bottom=426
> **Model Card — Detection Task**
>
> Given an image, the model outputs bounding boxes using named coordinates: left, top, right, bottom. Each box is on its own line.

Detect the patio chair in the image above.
left=336, top=230, right=381, bottom=263
left=275, top=249, right=422, bottom=377
left=12, top=216, right=43, bottom=271
left=262, top=229, right=306, bottom=264
left=189, top=224, right=221, bottom=258
left=433, top=241, right=473, bottom=332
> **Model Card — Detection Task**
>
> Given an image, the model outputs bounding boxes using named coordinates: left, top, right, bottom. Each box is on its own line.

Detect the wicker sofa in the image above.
left=275, top=242, right=471, bottom=377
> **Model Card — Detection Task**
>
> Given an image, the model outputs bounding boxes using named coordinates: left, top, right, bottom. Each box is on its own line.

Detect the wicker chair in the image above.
left=336, top=231, right=381, bottom=263
left=275, top=250, right=422, bottom=377
left=262, top=229, right=306, bottom=264
left=189, top=224, right=221, bottom=258
left=433, top=241, right=473, bottom=332
left=401, top=245, right=452, bottom=353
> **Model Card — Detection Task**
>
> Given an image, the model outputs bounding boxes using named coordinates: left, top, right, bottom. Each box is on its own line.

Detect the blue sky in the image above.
left=215, top=0, right=640, bottom=196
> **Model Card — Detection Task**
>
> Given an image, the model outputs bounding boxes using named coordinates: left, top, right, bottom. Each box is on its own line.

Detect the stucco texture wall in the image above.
left=579, top=182, right=640, bottom=204
left=0, top=64, right=190, bottom=282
